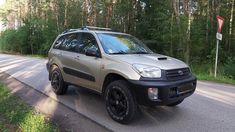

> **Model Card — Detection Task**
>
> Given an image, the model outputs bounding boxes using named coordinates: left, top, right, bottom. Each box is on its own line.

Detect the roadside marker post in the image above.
left=214, top=16, right=224, bottom=78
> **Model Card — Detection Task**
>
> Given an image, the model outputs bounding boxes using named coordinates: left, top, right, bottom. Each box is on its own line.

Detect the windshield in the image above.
left=97, top=33, right=153, bottom=54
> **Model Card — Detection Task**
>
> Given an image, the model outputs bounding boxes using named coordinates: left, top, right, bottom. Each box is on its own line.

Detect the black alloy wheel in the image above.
left=107, top=86, right=128, bottom=118
left=51, top=67, right=68, bottom=95
left=105, top=80, right=137, bottom=124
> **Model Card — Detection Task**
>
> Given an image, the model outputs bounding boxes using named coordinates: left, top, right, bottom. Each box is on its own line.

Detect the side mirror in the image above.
left=85, top=48, right=100, bottom=57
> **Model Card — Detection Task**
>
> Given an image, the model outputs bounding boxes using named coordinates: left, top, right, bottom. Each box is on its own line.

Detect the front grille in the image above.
left=165, top=68, right=190, bottom=80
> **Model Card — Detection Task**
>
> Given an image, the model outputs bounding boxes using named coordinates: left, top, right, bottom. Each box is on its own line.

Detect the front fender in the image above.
left=99, top=63, right=141, bottom=90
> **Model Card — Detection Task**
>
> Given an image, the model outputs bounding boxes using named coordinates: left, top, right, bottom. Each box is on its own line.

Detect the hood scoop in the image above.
left=158, top=57, right=167, bottom=60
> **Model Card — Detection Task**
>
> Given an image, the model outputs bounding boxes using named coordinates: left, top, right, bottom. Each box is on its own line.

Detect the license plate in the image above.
left=178, top=84, right=193, bottom=94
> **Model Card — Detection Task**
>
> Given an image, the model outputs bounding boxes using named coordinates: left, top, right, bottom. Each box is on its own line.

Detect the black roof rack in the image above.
left=62, top=26, right=112, bottom=34
left=81, top=26, right=112, bottom=31
left=62, top=29, right=80, bottom=34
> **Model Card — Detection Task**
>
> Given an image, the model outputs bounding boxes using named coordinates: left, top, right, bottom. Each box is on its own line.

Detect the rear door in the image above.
left=58, top=33, right=86, bottom=85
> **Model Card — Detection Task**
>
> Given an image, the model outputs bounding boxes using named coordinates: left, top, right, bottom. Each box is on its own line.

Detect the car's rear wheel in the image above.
left=167, top=99, right=184, bottom=106
left=105, top=80, right=137, bottom=124
left=51, top=67, right=68, bottom=95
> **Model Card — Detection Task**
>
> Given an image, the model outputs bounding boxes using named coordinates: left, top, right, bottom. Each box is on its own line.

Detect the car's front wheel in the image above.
left=50, top=67, right=68, bottom=95
left=105, top=80, right=137, bottom=124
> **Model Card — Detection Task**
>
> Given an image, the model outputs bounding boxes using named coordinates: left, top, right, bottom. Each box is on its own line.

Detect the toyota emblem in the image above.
left=178, top=70, right=184, bottom=75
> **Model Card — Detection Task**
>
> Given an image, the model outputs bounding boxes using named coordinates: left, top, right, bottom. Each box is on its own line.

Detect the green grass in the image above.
left=191, top=63, right=235, bottom=85
left=196, top=74, right=235, bottom=85
left=0, top=84, right=56, bottom=132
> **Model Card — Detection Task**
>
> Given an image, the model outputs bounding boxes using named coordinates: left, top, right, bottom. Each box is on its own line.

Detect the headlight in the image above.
left=132, top=64, right=161, bottom=78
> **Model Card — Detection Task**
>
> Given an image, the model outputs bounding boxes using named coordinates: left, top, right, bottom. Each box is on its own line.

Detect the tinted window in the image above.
left=59, top=33, right=81, bottom=52
left=79, top=33, right=99, bottom=54
left=53, top=36, right=65, bottom=49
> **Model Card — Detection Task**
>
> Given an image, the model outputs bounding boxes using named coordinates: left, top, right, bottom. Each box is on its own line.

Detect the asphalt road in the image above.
left=0, top=54, right=235, bottom=132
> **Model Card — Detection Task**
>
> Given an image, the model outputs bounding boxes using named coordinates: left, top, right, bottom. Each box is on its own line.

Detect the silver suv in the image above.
left=47, top=26, right=197, bottom=124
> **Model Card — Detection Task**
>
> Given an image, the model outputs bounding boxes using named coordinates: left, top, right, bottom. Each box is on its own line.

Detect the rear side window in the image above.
left=53, top=36, right=65, bottom=49
left=55, top=33, right=82, bottom=53
left=53, top=33, right=99, bottom=54
left=60, top=34, right=77, bottom=52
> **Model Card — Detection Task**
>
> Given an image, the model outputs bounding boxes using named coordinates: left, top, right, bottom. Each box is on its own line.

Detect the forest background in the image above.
left=0, top=0, right=234, bottom=83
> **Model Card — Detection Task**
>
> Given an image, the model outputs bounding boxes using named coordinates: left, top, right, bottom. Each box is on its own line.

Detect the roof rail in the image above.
left=61, top=26, right=112, bottom=34
left=81, top=26, right=112, bottom=31
left=62, top=29, right=80, bottom=34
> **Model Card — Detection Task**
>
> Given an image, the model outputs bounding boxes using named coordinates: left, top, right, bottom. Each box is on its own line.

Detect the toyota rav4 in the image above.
left=47, top=26, right=197, bottom=124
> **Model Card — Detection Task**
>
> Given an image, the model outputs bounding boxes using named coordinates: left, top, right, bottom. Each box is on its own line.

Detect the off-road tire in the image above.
left=50, top=67, right=68, bottom=95
left=105, top=80, right=137, bottom=124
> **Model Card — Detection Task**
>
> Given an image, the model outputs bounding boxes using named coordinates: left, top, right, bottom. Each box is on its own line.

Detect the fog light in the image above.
left=148, top=88, right=158, bottom=100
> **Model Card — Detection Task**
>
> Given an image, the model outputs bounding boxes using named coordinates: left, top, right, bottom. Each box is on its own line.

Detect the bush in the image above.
left=224, top=62, right=235, bottom=79
left=0, top=29, right=17, bottom=52
left=0, top=16, right=58, bottom=55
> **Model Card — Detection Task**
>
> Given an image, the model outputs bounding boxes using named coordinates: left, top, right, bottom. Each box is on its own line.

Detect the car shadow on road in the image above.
left=137, top=105, right=183, bottom=124
left=63, top=84, right=186, bottom=128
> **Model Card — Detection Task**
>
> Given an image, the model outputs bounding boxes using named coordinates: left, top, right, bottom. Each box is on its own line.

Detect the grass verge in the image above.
left=0, top=84, right=56, bottom=132
left=191, top=63, right=235, bottom=85
left=196, top=74, right=235, bottom=85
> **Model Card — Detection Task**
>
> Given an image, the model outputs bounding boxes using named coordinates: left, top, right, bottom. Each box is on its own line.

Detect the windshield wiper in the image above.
left=132, top=51, right=150, bottom=54
left=109, top=50, right=128, bottom=55
left=109, top=52, right=128, bottom=55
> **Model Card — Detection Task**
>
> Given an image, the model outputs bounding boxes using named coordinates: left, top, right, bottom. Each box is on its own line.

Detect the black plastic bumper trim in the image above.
left=128, top=75, right=197, bottom=106
left=63, top=67, right=95, bottom=82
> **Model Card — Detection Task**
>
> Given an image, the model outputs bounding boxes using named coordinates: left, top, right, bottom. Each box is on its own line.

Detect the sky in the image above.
left=0, top=0, right=6, bottom=31
left=0, top=0, right=6, bottom=6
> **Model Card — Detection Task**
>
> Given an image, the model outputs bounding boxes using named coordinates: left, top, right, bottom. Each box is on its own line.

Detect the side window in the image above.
left=53, top=36, right=65, bottom=49
left=59, top=33, right=80, bottom=52
left=79, top=33, right=99, bottom=54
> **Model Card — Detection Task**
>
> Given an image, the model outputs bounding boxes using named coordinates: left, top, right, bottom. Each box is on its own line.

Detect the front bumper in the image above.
left=128, top=75, right=197, bottom=106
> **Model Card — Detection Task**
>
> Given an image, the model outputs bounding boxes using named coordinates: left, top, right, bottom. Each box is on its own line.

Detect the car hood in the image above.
left=107, top=54, right=188, bottom=70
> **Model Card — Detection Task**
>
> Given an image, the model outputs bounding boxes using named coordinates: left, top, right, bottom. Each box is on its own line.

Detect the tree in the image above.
left=0, top=0, right=234, bottom=67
